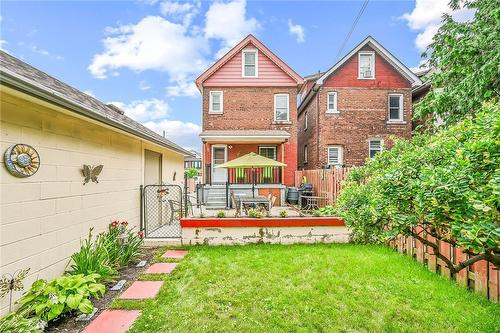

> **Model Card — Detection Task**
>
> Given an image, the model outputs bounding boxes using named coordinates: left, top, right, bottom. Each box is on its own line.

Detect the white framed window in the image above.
left=274, top=94, right=289, bottom=121
left=358, top=51, right=375, bottom=79
left=304, top=145, right=308, bottom=163
left=369, top=139, right=383, bottom=158
left=209, top=91, right=223, bottom=114
left=304, top=111, right=308, bottom=130
left=326, top=92, right=338, bottom=113
left=242, top=49, right=258, bottom=78
left=388, top=94, right=403, bottom=121
left=259, top=146, right=277, bottom=160
left=327, top=146, right=343, bottom=166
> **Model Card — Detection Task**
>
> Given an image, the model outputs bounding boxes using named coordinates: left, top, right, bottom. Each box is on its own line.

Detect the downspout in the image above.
left=315, top=84, right=321, bottom=168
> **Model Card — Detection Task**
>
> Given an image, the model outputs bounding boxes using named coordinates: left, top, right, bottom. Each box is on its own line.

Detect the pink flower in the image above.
left=121, top=221, right=128, bottom=226
left=110, top=221, right=119, bottom=228
left=137, top=230, right=145, bottom=239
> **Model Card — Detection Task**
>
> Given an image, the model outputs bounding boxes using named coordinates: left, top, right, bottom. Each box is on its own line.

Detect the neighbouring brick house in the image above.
left=297, top=36, right=422, bottom=169
left=195, top=35, right=303, bottom=207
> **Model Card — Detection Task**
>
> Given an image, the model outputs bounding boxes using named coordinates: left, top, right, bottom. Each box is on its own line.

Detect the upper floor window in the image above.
left=327, top=146, right=342, bottom=166
left=209, top=91, right=223, bottom=114
left=242, top=49, right=258, bottom=78
left=358, top=51, right=375, bottom=79
left=369, top=139, right=383, bottom=158
left=326, top=92, right=338, bottom=113
left=274, top=94, right=289, bottom=121
left=259, top=146, right=277, bottom=160
left=304, top=111, right=308, bottom=130
left=388, top=94, right=403, bottom=121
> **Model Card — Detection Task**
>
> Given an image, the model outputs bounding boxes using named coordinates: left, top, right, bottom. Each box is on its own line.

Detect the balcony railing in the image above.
left=205, top=164, right=282, bottom=185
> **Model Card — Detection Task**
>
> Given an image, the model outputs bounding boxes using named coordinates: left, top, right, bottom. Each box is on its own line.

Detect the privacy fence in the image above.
left=294, top=168, right=350, bottom=206
left=390, top=234, right=499, bottom=303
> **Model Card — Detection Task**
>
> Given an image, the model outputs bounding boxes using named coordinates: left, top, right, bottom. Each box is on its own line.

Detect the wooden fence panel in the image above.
left=294, top=168, right=350, bottom=206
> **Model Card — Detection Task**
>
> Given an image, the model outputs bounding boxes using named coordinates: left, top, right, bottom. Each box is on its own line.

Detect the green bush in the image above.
left=248, top=209, right=263, bottom=218
left=335, top=102, right=500, bottom=271
left=279, top=210, right=288, bottom=218
left=216, top=210, right=226, bottom=218
left=0, top=310, right=42, bottom=333
left=17, top=274, right=104, bottom=322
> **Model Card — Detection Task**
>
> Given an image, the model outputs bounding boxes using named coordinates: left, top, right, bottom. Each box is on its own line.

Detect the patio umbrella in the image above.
left=214, top=152, right=286, bottom=197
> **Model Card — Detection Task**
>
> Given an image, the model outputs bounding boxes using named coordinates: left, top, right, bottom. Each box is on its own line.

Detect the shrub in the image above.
left=216, top=210, right=226, bottom=218
left=279, top=210, right=288, bottom=218
left=248, top=209, right=263, bottom=218
left=17, top=274, right=104, bottom=322
left=100, top=221, right=144, bottom=268
left=317, top=205, right=337, bottom=216
left=0, top=310, right=42, bottom=333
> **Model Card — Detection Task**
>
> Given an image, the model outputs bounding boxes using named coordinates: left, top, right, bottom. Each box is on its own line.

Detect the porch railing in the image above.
left=204, top=164, right=282, bottom=185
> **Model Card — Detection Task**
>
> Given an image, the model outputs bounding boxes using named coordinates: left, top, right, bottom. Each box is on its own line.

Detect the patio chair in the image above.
left=270, top=196, right=277, bottom=209
left=231, top=192, right=242, bottom=217
left=168, top=199, right=183, bottom=224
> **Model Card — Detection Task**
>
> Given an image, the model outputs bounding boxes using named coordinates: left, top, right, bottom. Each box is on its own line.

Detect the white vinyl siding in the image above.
left=358, top=51, right=375, bottom=79
left=326, top=92, right=338, bottom=113
left=388, top=94, right=403, bottom=121
left=259, top=146, right=277, bottom=160
left=327, top=146, right=342, bottom=166
left=242, top=49, right=258, bottom=78
left=209, top=91, right=223, bottom=114
left=274, top=94, right=289, bottom=121
left=369, top=139, right=383, bottom=158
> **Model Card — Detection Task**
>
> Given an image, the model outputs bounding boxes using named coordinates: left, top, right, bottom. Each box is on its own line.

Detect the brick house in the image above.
left=195, top=35, right=303, bottom=206
left=297, top=36, right=422, bottom=169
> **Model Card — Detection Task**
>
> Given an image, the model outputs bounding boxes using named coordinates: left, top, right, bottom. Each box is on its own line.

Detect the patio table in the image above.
left=239, top=196, right=270, bottom=214
left=302, top=196, right=321, bottom=211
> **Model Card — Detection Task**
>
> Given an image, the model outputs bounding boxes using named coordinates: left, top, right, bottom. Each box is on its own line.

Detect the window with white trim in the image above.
left=388, top=94, right=403, bottom=121
left=358, top=52, right=375, bottom=79
left=327, top=92, right=338, bottom=113
left=242, top=49, right=258, bottom=77
left=303, top=145, right=308, bottom=163
left=209, top=91, right=223, bottom=114
left=259, top=146, right=277, bottom=160
left=369, top=139, right=383, bottom=158
left=304, top=111, right=308, bottom=130
left=327, top=146, right=342, bottom=166
left=274, top=94, right=289, bottom=121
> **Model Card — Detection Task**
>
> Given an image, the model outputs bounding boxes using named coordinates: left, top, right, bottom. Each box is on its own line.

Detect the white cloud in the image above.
left=159, top=0, right=201, bottom=26
left=83, top=90, right=96, bottom=98
left=204, top=0, right=260, bottom=55
left=139, top=80, right=151, bottom=90
left=288, top=19, right=305, bottom=43
left=0, top=39, right=8, bottom=52
left=167, top=75, right=199, bottom=97
left=89, top=16, right=209, bottom=79
left=401, top=0, right=475, bottom=51
left=110, top=98, right=170, bottom=123
left=143, top=119, right=201, bottom=150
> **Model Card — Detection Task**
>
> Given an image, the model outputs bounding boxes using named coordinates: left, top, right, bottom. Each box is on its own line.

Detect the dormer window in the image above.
left=358, top=51, right=375, bottom=79
left=242, top=49, right=258, bottom=77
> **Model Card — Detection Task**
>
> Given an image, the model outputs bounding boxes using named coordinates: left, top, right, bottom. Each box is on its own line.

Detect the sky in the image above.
left=0, top=0, right=473, bottom=151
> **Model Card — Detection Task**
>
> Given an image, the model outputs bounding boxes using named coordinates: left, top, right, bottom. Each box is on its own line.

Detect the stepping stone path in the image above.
left=82, top=310, right=140, bottom=333
left=83, top=249, right=188, bottom=332
left=145, top=262, right=178, bottom=274
left=162, top=249, right=188, bottom=259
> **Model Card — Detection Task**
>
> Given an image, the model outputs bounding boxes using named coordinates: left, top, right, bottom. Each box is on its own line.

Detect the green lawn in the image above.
left=114, top=244, right=500, bottom=332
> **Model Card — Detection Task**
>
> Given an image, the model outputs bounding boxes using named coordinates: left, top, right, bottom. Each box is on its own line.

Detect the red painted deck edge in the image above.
left=180, top=217, right=345, bottom=228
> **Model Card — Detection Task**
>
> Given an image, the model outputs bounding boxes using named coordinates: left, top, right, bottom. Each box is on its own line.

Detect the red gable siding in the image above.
left=323, top=46, right=411, bottom=89
left=204, top=44, right=296, bottom=87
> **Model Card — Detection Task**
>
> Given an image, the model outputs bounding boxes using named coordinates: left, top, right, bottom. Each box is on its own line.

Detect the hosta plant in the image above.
left=17, top=274, right=105, bottom=322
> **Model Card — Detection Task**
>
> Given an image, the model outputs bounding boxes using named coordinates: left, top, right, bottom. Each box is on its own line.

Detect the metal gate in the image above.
left=141, top=184, right=183, bottom=238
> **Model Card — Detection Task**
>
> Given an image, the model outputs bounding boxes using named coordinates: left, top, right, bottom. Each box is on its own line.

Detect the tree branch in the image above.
left=410, top=231, right=457, bottom=273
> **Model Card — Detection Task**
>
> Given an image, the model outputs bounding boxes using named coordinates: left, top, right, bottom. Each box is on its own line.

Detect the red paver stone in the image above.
left=82, top=310, right=140, bottom=333
left=119, top=281, right=163, bottom=300
left=145, top=262, right=178, bottom=274
left=162, top=250, right=188, bottom=259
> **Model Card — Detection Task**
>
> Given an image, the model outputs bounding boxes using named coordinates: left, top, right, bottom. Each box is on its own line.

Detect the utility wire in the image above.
left=336, top=0, right=370, bottom=60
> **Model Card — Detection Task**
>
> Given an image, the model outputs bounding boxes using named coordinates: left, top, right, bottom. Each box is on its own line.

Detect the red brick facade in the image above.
left=298, top=45, right=413, bottom=169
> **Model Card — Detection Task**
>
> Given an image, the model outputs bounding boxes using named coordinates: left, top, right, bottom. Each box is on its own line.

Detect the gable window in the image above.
left=274, top=94, right=289, bottom=121
left=327, top=92, right=338, bottom=113
left=259, top=146, right=277, bottom=160
left=303, top=145, right=308, bottom=163
left=369, top=139, right=383, bottom=158
left=358, top=51, right=375, bottom=79
left=327, top=146, right=342, bottom=166
left=388, top=94, right=403, bottom=121
left=242, top=49, right=258, bottom=77
left=304, top=111, right=308, bottom=130
left=209, top=91, right=223, bottom=114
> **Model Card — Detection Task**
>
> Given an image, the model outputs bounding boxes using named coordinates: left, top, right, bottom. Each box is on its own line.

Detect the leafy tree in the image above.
left=415, top=0, right=500, bottom=125
left=185, top=167, right=199, bottom=179
left=333, top=102, right=499, bottom=273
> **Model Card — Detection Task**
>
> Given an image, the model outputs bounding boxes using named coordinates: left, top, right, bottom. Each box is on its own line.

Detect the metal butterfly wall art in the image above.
left=82, top=165, right=104, bottom=185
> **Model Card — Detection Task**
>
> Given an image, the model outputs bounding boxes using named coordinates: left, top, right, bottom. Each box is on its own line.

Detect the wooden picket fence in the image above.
left=294, top=168, right=351, bottom=206
left=390, top=233, right=499, bottom=303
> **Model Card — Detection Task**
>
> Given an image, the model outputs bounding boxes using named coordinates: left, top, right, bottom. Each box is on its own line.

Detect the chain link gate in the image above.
left=142, top=184, right=183, bottom=238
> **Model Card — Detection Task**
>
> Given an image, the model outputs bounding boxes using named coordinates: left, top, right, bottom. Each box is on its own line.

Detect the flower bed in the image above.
left=180, top=217, right=349, bottom=245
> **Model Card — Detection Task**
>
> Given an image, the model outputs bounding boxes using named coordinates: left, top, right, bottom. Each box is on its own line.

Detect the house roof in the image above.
left=316, top=36, right=422, bottom=87
left=0, top=51, right=192, bottom=156
left=195, top=34, right=303, bottom=90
